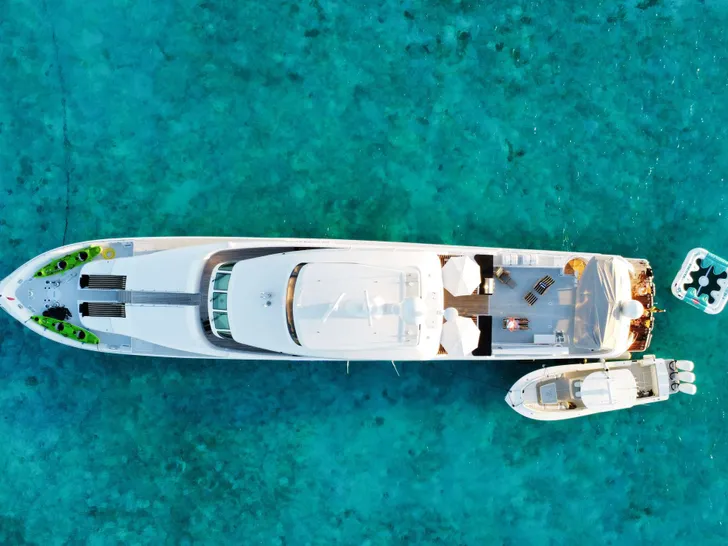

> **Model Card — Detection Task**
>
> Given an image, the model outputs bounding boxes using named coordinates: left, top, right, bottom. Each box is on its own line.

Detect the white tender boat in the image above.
left=506, top=356, right=697, bottom=420
left=0, top=237, right=658, bottom=361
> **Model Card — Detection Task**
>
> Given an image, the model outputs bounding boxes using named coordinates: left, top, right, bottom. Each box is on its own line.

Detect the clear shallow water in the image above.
left=1, top=0, right=727, bottom=543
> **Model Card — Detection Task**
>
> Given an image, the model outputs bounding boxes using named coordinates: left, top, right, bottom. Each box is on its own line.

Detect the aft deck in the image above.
left=489, top=265, right=577, bottom=347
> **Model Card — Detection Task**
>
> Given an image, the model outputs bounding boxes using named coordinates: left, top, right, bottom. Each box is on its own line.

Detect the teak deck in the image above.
left=443, top=292, right=490, bottom=317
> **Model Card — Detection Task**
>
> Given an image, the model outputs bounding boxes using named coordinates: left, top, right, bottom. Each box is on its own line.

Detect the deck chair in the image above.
left=524, top=275, right=555, bottom=305
left=495, top=267, right=517, bottom=289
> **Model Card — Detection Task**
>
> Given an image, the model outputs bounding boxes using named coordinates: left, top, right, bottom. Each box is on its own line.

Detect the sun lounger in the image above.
left=524, top=275, right=555, bottom=305
left=503, top=317, right=530, bottom=330
left=533, top=275, right=555, bottom=295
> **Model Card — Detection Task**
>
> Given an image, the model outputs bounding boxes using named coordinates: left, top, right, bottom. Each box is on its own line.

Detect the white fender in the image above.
left=676, top=360, right=695, bottom=372
left=678, top=371, right=696, bottom=383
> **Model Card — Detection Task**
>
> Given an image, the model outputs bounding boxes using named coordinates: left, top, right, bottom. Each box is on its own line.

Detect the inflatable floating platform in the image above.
left=672, top=248, right=728, bottom=314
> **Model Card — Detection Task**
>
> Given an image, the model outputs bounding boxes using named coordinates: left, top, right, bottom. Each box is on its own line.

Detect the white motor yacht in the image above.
left=506, top=356, right=697, bottom=420
left=0, top=237, right=658, bottom=361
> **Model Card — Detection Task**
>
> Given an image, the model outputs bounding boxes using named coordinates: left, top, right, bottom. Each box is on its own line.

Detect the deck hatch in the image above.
left=80, top=302, right=127, bottom=318
left=80, top=274, right=127, bottom=290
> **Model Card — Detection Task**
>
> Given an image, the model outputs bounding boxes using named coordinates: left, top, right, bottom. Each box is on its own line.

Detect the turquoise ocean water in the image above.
left=1, top=0, right=728, bottom=543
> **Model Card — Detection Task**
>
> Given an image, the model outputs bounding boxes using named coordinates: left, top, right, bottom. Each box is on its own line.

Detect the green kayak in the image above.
left=34, top=245, right=102, bottom=278
left=31, top=315, right=100, bottom=345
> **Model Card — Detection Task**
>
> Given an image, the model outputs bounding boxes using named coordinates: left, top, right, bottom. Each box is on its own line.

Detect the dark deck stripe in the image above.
left=473, top=315, right=493, bottom=357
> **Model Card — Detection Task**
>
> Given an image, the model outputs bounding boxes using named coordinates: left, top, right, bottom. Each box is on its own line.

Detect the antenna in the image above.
left=343, top=360, right=401, bottom=377
left=323, top=292, right=346, bottom=323
left=364, top=290, right=373, bottom=326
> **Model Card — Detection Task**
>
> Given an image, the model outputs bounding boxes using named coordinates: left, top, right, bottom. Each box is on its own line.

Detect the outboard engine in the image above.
left=667, top=359, right=697, bottom=395
left=679, top=383, right=697, bottom=395
left=676, top=360, right=695, bottom=372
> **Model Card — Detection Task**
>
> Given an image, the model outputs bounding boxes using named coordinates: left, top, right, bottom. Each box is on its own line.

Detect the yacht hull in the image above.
left=0, top=237, right=657, bottom=361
